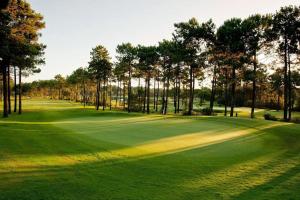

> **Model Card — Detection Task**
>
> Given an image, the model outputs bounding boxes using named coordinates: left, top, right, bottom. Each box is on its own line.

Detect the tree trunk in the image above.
left=230, top=67, right=236, bottom=117
left=161, top=79, right=166, bottom=114
left=109, top=80, right=112, bottom=110
left=188, top=66, right=193, bottom=115
left=1, top=60, right=8, bottom=117
left=103, top=80, right=106, bottom=111
left=116, top=80, right=119, bottom=108
left=277, top=92, right=280, bottom=111
left=138, top=78, right=141, bottom=110
left=18, top=68, right=22, bottom=115
left=224, top=68, right=228, bottom=116
left=156, top=79, right=160, bottom=112
left=177, top=79, right=180, bottom=112
left=164, top=69, right=170, bottom=115
left=174, top=79, right=177, bottom=114
left=143, top=79, right=147, bottom=113
left=123, top=81, right=126, bottom=110
left=251, top=55, right=257, bottom=119
left=288, top=48, right=292, bottom=121
left=153, top=78, right=156, bottom=109
left=283, top=36, right=288, bottom=121
left=210, top=65, right=217, bottom=112
left=7, top=66, right=11, bottom=114
left=96, top=80, right=100, bottom=110
left=146, top=75, right=150, bottom=114
left=14, top=66, right=17, bottom=113
left=128, top=68, right=132, bottom=112
left=83, top=79, right=86, bottom=108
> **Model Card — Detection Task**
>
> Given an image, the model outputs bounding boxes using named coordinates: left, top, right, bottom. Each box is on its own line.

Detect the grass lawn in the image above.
left=0, top=99, right=300, bottom=200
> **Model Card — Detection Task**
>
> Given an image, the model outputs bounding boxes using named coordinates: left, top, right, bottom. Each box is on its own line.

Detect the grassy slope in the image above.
left=0, top=100, right=300, bottom=200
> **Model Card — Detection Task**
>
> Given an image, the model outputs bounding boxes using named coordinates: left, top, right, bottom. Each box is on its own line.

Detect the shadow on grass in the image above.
left=0, top=122, right=299, bottom=200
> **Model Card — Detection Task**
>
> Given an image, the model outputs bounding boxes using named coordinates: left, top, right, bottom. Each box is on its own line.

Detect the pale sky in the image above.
left=26, top=0, right=300, bottom=82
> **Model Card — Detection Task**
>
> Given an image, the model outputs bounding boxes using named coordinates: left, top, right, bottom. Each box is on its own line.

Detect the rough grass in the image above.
left=0, top=99, right=300, bottom=200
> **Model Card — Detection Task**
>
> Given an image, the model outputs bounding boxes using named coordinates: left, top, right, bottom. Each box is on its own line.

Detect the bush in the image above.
left=291, top=117, right=300, bottom=124
left=201, top=107, right=213, bottom=116
left=181, top=111, right=197, bottom=116
left=264, top=113, right=277, bottom=121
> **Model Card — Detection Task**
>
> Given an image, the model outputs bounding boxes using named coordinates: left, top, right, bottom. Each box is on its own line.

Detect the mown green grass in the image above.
left=0, top=99, right=300, bottom=200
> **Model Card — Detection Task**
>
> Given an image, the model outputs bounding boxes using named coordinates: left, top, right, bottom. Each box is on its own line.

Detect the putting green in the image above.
left=0, top=100, right=299, bottom=200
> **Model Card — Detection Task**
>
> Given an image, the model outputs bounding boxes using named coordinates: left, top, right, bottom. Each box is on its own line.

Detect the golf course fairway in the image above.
left=0, top=100, right=299, bottom=200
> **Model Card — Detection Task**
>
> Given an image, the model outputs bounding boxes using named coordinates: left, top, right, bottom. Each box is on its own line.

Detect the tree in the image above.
left=0, top=11, right=10, bottom=117
left=268, top=5, right=300, bottom=121
left=157, top=40, right=176, bottom=115
left=241, top=14, right=270, bottom=118
left=88, top=45, right=112, bottom=110
left=137, top=45, right=159, bottom=114
left=116, top=43, right=137, bottom=112
left=54, top=74, right=65, bottom=100
left=1, top=0, right=45, bottom=116
left=173, top=18, right=215, bottom=115
left=67, top=67, right=88, bottom=103
left=269, top=69, right=284, bottom=110
left=217, top=18, right=245, bottom=117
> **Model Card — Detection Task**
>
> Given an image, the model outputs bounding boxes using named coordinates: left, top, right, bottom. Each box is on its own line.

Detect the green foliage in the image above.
left=88, top=45, right=112, bottom=81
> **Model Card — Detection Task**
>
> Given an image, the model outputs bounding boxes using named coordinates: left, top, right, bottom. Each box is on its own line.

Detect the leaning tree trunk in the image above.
left=14, top=66, right=17, bottom=113
left=251, top=55, right=257, bottom=119
left=18, top=68, right=22, bottom=115
left=1, top=60, right=8, bottom=117
left=230, top=67, right=236, bottom=117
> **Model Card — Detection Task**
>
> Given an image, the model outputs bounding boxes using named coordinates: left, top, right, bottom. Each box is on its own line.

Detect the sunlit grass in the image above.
left=0, top=99, right=299, bottom=200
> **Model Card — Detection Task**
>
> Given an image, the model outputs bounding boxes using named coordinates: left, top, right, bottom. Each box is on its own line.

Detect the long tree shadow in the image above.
left=232, top=163, right=300, bottom=200
left=1, top=122, right=299, bottom=200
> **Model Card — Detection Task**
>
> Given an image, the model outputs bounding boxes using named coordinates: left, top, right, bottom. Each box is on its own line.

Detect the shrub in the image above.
left=291, top=117, right=300, bottom=124
left=264, top=113, right=277, bottom=121
left=181, top=111, right=197, bottom=116
left=201, top=107, right=213, bottom=116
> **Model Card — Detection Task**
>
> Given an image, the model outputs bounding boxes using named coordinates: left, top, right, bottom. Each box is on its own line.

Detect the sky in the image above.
left=26, top=0, right=300, bottom=82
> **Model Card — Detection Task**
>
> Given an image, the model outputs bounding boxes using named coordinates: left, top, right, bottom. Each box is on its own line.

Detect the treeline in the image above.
left=0, top=0, right=45, bottom=117
left=24, top=5, right=300, bottom=121
left=2, top=3, right=300, bottom=121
